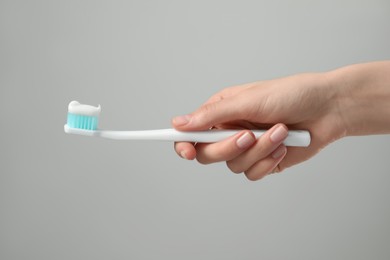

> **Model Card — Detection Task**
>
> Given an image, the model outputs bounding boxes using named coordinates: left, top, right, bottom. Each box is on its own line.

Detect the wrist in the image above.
left=326, top=61, right=390, bottom=136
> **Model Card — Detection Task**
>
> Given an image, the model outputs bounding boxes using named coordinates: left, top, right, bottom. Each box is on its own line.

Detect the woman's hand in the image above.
left=172, top=61, right=390, bottom=180
left=172, top=73, right=343, bottom=180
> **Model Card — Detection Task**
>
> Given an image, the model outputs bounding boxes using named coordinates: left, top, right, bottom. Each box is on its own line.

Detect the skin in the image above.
left=172, top=61, right=390, bottom=181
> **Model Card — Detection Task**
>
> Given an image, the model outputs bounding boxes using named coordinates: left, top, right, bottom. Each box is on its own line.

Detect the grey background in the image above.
left=1, top=0, right=390, bottom=259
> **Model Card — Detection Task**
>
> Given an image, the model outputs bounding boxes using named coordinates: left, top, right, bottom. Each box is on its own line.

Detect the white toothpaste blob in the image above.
left=68, top=101, right=101, bottom=116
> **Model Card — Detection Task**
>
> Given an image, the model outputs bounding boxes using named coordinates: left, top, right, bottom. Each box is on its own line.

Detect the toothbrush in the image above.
left=64, top=101, right=311, bottom=147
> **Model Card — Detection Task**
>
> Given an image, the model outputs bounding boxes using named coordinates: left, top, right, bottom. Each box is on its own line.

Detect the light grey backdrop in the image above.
left=1, top=1, right=390, bottom=259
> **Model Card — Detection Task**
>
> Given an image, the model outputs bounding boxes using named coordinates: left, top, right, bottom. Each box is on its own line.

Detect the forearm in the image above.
left=327, top=61, right=390, bottom=136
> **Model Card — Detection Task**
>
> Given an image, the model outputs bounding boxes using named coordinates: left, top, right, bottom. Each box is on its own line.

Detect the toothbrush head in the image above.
left=66, top=101, right=101, bottom=131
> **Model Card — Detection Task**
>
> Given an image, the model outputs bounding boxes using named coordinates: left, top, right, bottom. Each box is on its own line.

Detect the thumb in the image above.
left=172, top=96, right=249, bottom=131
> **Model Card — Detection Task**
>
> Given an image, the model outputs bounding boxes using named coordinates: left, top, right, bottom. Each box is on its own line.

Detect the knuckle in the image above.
left=198, top=103, right=216, bottom=117
left=226, top=161, right=242, bottom=174
left=196, top=155, right=212, bottom=165
left=193, top=105, right=216, bottom=129
left=244, top=168, right=267, bottom=181
left=245, top=172, right=260, bottom=181
left=274, top=162, right=285, bottom=173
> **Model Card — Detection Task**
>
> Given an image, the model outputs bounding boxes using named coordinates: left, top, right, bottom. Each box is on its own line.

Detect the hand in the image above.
left=172, top=61, right=390, bottom=180
left=172, top=73, right=345, bottom=180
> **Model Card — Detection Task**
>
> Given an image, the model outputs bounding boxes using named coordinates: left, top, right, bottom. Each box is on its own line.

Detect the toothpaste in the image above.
left=68, top=101, right=101, bottom=116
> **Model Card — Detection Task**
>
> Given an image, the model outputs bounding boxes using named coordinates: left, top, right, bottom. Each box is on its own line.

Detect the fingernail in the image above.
left=173, top=115, right=191, bottom=126
left=236, top=132, right=255, bottom=149
left=272, top=145, right=287, bottom=159
left=180, top=150, right=187, bottom=159
left=270, top=125, right=288, bottom=143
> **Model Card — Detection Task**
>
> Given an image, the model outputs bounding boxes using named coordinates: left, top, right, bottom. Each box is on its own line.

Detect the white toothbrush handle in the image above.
left=92, top=128, right=310, bottom=147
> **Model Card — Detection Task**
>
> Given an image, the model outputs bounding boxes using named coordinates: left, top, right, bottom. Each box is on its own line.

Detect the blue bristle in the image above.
left=67, top=113, right=98, bottom=130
